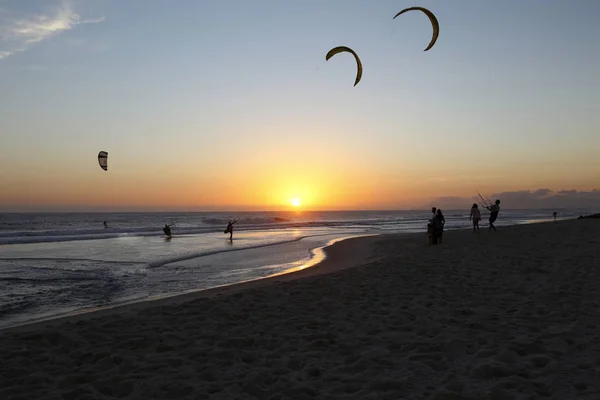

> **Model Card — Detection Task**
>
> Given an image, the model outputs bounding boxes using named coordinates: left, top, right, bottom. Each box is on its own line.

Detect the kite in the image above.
left=325, top=46, right=363, bottom=87
left=393, top=7, right=439, bottom=51
left=98, top=151, right=108, bottom=171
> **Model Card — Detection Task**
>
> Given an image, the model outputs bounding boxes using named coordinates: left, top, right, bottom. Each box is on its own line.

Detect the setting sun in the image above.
left=291, top=198, right=301, bottom=207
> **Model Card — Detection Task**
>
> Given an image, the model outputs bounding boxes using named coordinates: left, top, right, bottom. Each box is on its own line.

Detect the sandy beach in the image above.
left=1, top=219, right=600, bottom=399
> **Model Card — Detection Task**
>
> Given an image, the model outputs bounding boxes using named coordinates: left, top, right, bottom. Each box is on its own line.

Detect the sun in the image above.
left=291, top=198, right=301, bottom=207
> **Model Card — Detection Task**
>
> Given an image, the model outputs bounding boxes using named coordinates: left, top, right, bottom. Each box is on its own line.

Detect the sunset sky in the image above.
left=1, top=0, right=599, bottom=211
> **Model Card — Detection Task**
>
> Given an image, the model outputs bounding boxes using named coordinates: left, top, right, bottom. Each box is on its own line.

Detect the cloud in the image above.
left=532, top=188, right=552, bottom=197
left=558, top=190, right=577, bottom=195
left=428, top=189, right=600, bottom=210
left=0, top=1, right=105, bottom=60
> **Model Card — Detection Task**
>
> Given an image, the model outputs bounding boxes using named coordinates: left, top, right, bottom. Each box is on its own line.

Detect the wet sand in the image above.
left=1, top=219, right=599, bottom=399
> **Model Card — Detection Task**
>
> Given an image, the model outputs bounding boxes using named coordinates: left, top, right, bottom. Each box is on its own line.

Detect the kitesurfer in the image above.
left=224, top=220, right=237, bottom=241
left=163, top=223, right=174, bottom=238
left=486, top=200, right=501, bottom=232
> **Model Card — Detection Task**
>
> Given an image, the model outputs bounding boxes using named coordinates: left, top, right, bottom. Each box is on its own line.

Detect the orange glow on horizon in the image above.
left=0, top=152, right=599, bottom=211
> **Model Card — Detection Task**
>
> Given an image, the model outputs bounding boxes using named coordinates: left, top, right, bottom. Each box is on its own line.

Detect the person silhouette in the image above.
left=470, top=203, right=481, bottom=234
left=485, top=199, right=501, bottom=232
left=224, top=220, right=238, bottom=241
left=435, top=209, right=445, bottom=243
left=163, top=223, right=174, bottom=238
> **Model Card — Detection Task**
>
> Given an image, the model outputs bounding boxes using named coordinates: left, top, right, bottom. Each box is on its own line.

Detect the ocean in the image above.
left=0, top=209, right=587, bottom=328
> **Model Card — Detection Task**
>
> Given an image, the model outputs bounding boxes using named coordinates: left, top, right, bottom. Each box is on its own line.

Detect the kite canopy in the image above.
left=326, top=46, right=363, bottom=87
left=98, top=151, right=108, bottom=171
left=393, top=7, right=439, bottom=51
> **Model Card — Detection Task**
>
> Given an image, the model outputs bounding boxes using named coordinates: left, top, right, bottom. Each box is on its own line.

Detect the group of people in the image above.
left=106, top=202, right=505, bottom=246
left=428, top=199, right=501, bottom=244
left=469, top=199, right=501, bottom=234
left=161, top=220, right=238, bottom=240
left=469, top=200, right=500, bottom=233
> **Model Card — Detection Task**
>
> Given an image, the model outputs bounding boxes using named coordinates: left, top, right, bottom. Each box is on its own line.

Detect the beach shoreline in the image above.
left=0, top=216, right=580, bottom=332
left=2, top=233, right=384, bottom=333
left=0, top=216, right=571, bottom=332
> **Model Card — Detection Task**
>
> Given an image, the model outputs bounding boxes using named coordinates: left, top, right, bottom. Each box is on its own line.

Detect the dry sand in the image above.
left=1, top=219, right=600, bottom=399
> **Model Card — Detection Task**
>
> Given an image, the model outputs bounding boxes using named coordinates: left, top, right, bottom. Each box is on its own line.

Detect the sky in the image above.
left=0, top=0, right=599, bottom=212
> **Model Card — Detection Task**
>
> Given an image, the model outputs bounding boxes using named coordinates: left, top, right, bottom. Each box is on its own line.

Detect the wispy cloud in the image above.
left=0, top=1, right=105, bottom=60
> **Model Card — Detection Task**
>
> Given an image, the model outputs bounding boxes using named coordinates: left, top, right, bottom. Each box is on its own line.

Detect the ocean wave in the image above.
left=0, top=221, right=360, bottom=245
left=0, top=209, right=582, bottom=246
left=149, top=235, right=326, bottom=268
left=0, top=257, right=146, bottom=265
left=0, top=276, right=101, bottom=283
left=202, top=216, right=291, bottom=225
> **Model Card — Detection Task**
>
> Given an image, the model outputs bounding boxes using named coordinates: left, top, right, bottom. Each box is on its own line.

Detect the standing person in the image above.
left=426, top=221, right=435, bottom=245
left=224, top=220, right=238, bottom=241
left=435, top=209, right=445, bottom=244
left=163, top=223, right=174, bottom=238
left=430, top=207, right=437, bottom=223
left=470, top=203, right=481, bottom=234
left=103, top=221, right=108, bottom=229
left=553, top=210, right=558, bottom=222
left=428, top=207, right=438, bottom=245
left=485, top=199, right=501, bottom=232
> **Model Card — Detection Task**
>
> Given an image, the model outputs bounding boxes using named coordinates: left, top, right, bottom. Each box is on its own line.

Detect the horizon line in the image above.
left=0, top=207, right=587, bottom=214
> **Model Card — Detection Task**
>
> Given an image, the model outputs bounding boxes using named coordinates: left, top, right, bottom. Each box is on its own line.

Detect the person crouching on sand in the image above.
left=486, top=199, right=501, bottom=232
left=470, top=203, right=481, bottom=234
